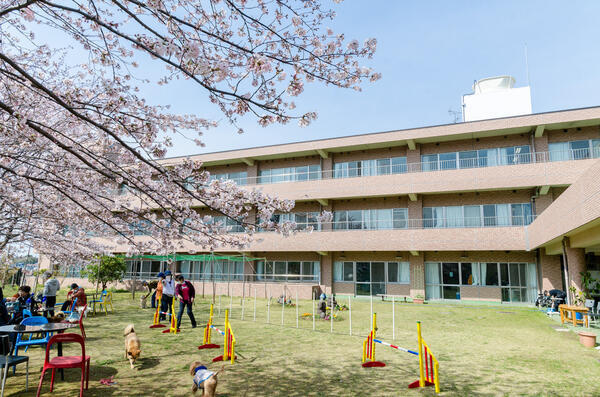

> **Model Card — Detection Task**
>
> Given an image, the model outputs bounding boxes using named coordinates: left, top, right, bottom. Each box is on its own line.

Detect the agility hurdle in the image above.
left=161, top=298, right=180, bottom=334
left=198, top=304, right=220, bottom=350
left=408, top=321, right=440, bottom=393
left=361, top=316, right=440, bottom=393
left=149, top=297, right=166, bottom=328
left=211, top=309, right=236, bottom=364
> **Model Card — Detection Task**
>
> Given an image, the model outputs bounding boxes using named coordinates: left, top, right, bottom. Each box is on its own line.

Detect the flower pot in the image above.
left=578, top=332, right=596, bottom=348
left=412, top=298, right=424, bottom=304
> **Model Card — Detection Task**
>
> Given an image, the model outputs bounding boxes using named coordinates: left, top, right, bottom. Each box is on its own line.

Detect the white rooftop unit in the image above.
left=462, top=76, right=532, bottom=122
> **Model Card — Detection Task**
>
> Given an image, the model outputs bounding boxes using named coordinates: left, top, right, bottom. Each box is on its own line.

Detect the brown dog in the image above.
left=189, top=361, right=223, bottom=397
left=124, top=324, right=141, bottom=369
left=47, top=312, right=65, bottom=323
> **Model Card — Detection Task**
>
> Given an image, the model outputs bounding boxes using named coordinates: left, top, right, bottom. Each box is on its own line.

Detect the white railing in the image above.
left=235, top=149, right=599, bottom=185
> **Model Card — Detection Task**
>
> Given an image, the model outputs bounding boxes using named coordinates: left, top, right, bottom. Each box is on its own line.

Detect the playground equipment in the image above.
left=149, top=297, right=166, bottom=328
left=361, top=315, right=440, bottom=393
left=198, top=304, right=220, bottom=350
left=211, top=309, right=236, bottom=364
left=162, top=298, right=179, bottom=334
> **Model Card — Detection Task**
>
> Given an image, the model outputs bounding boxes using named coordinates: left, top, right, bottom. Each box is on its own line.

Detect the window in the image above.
left=259, top=165, right=320, bottom=184
left=459, top=151, right=478, bottom=169
left=481, top=263, right=499, bottom=286
left=259, top=261, right=320, bottom=283
left=333, top=209, right=408, bottom=230
left=460, top=263, right=480, bottom=285
left=212, top=216, right=244, bottom=233
left=210, top=171, right=248, bottom=185
left=439, top=152, right=457, bottom=170
left=334, top=156, right=407, bottom=178
left=334, top=261, right=408, bottom=284
left=421, top=154, right=438, bottom=171
left=550, top=140, right=600, bottom=162
left=271, top=212, right=320, bottom=231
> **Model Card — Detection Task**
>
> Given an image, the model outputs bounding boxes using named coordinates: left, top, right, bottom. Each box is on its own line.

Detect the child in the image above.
left=10, top=286, right=38, bottom=324
left=161, top=271, right=175, bottom=321
left=175, top=275, right=197, bottom=329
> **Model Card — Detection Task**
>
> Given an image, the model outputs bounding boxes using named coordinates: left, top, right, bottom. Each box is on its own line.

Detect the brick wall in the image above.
left=539, top=253, right=562, bottom=291
left=460, top=285, right=502, bottom=301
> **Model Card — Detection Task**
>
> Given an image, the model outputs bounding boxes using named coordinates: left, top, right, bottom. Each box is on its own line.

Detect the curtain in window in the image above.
left=471, top=263, right=480, bottom=285
left=425, top=263, right=441, bottom=300
left=421, top=154, right=438, bottom=171
left=593, top=140, right=600, bottom=159
left=333, top=262, right=343, bottom=281
left=526, top=263, right=537, bottom=302
left=399, top=262, right=410, bottom=283
left=446, top=206, right=463, bottom=228
left=480, top=263, right=487, bottom=285
left=314, top=262, right=321, bottom=283
left=377, top=209, right=393, bottom=229
left=334, top=163, right=347, bottom=178
left=393, top=208, right=408, bottom=229
left=256, top=261, right=264, bottom=280
left=496, top=204, right=510, bottom=226
left=464, top=205, right=481, bottom=227
left=549, top=142, right=569, bottom=162
left=431, top=207, right=444, bottom=228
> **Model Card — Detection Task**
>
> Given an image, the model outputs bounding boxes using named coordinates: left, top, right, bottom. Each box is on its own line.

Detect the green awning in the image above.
left=126, top=254, right=260, bottom=262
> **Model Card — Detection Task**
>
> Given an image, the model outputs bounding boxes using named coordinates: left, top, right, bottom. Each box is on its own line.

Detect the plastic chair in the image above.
left=36, top=333, right=90, bottom=397
left=0, top=335, right=28, bottom=397
left=65, top=304, right=87, bottom=340
left=90, top=291, right=107, bottom=315
left=61, top=298, right=78, bottom=316
left=99, top=292, right=113, bottom=315
left=15, top=316, right=50, bottom=355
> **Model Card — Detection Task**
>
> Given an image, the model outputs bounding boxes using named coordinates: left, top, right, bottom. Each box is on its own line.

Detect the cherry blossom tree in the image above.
left=0, top=0, right=379, bottom=264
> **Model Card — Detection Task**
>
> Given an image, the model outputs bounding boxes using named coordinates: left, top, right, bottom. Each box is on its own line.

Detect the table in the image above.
left=0, top=323, right=78, bottom=381
left=558, top=304, right=590, bottom=327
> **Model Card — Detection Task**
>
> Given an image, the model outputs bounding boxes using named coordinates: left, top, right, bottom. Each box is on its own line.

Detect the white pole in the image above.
left=349, top=296, right=352, bottom=336
left=253, top=288, right=257, bottom=322
left=330, top=296, right=333, bottom=333
left=267, top=294, right=270, bottom=324
left=281, top=286, right=285, bottom=326
left=312, top=293, right=315, bottom=331
left=241, top=294, right=245, bottom=321
left=229, top=294, right=233, bottom=315
left=392, top=296, right=395, bottom=340
left=218, top=295, right=221, bottom=316
left=370, top=293, right=373, bottom=324
left=295, top=289, right=299, bottom=329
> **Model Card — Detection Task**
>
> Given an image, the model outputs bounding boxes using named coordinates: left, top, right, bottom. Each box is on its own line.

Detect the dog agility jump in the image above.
left=148, top=297, right=179, bottom=333
left=209, top=309, right=236, bottom=364
left=361, top=314, right=440, bottom=393
left=198, top=304, right=220, bottom=350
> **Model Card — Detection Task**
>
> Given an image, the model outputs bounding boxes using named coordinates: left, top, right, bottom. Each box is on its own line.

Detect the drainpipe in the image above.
left=561, top=237, right=571, bottom=305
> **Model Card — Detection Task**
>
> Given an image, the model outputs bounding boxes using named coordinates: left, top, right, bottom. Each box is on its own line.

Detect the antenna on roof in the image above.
left=448, top=108, right=461, bottom=123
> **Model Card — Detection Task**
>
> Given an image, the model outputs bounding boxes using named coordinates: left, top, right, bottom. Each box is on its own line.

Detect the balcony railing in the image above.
left=237, top=149, right=599, bottom=185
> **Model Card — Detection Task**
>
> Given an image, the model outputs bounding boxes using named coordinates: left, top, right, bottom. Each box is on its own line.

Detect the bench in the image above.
left=376, top=294, right=411, bottom=302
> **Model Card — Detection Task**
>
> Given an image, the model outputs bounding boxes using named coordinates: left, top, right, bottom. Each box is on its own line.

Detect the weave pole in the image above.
left=267, top=295, right=270, bottom=324
left=349, top=296, right=352, bottom=336
left=281, top=287, right=285, bottom=326
left=295, top=290, right=299, bottom=329
left=253, top=288, right=256, bottom=322
left=312, top=293, right=315, bottom=331
left=392, top=296, right=395, bottom=340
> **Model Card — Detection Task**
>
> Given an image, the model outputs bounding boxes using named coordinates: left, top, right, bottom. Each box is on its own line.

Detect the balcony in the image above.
left=98, top=216, right=530, bottom=253
left=247, top=151, right=597, bottom=201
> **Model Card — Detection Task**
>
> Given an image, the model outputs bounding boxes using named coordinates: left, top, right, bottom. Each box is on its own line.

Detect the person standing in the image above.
left=42, top=272, right=60, bottom=317
left=156, top=272, right=165, bottom=319
left=161, top=270, right=175, bottom=321
left=175, top=275, right=196, bottom=329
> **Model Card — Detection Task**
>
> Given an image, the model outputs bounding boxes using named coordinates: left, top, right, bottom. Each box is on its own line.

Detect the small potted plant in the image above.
left=412, top=294, right=425, bottom=304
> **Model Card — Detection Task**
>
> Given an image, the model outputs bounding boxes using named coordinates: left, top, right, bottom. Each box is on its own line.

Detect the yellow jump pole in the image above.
left=149, top=297, right=166, bottom=328
left=434, top=359, right=440, bottom=393
left=371, top=313, right=376, bottom=362
left=417, top=321, right=425, bottom=387
left=223, top=309, right=229, bottom=359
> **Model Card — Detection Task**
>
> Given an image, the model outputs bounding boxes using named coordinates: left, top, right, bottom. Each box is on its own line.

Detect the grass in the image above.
left=1, top=287, right=600, bottom=396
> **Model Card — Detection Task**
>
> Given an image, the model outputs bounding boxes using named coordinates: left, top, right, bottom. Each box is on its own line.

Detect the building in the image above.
left=39, top=78, right=600, bottom=304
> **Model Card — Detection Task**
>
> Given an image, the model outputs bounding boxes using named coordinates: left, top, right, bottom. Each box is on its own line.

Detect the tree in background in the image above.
left=0, top=0, right=378, bottom=263
left=82, top=256, right=127, bottom=291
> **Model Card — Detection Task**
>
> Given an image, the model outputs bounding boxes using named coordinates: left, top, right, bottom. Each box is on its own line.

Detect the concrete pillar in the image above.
left=321, top=201, right=333, bottom=231
left=408, top=195, right=423, bottom=228
left=534, top=134, right=549, bottom=155
left=322, top=156, right=333, bottom=179
left=406, top=143, right=421, bottom=171
left=409, top=254, right=425, bottom=298
left=565, top=238, right=585, bottom=292
left=539, top=252, right=562, bottom=291
left=320, top=254, right=333, bottom=295
left=247, top=163, right=258, bottom=184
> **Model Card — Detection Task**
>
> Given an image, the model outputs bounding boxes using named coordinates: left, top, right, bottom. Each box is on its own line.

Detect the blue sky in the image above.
left=40, top=1, right=600, bottom=157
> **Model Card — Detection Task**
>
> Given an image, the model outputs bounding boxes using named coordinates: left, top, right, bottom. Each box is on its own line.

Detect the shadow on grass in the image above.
left=136, top=356, right=160, bottom=370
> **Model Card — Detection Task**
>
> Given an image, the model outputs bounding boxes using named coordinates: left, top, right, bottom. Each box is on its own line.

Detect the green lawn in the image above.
left=1, top=288, right=599, bottom=396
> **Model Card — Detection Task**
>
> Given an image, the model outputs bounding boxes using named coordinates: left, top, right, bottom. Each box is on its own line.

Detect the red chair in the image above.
left=36, top=333, right=90, bottom=397
left=61, top=304, right=87, bottom=340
